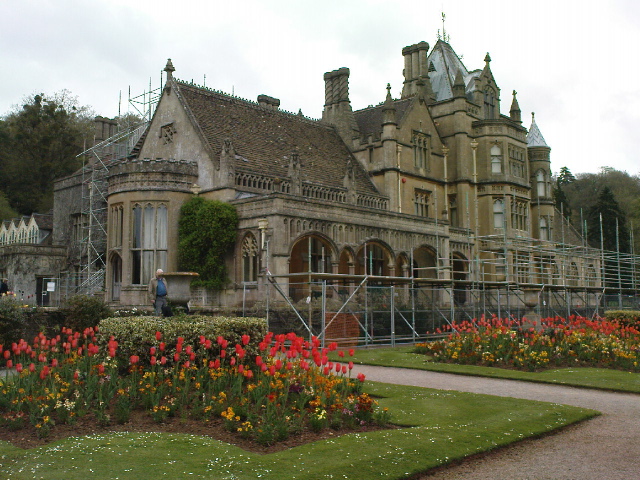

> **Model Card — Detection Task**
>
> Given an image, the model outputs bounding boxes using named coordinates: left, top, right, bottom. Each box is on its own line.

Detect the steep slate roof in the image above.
left=427, top=40, right=480, bottom=102
left=174, top=81, right=380, bottom=196
left=527, top=113, right=549, bottom=147
left=353, top=98, right=413, bottom=137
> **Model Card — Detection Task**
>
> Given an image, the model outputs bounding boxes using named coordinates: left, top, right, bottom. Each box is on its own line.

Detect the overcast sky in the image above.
left=1, top=0, right=639, bottom=176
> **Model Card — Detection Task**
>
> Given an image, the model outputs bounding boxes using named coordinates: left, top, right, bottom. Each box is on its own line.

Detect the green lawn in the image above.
left=340, top=346, right=640, bottom=393
left=0, top=381, right=597, bottom=480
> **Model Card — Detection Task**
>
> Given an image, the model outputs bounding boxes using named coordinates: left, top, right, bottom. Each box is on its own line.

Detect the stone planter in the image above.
left=163, top=272, right=199, bottom=306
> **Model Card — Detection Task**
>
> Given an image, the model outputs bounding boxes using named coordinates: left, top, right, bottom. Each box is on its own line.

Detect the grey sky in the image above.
left=1, top=0, right=639, bottom=176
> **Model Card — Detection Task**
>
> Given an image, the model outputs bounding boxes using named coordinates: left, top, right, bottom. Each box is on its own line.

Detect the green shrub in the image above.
left=59, top=295, right=112, bottom=331
left=0, top=297, right=29, bottom=345
left=178, top=196, right=238, bottom=290
left=604, top=310, right=640, bottom=325
left=97, top=315, right=267, bottom=364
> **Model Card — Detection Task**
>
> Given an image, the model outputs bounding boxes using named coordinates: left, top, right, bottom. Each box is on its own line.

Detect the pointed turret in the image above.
left=382, top=84, right=397, bottom=125
left=527, top=112, right=548, bottom=147
left=510, top=90, right=521, bottom=123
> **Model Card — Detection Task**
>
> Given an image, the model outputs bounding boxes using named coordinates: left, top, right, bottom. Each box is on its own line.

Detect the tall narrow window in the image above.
left=484, top=87, right=496, bottom=118
left=539, top=216, right=549, bottom=240
left=242, top=234, right=259, bottom=283
left=491, top=145, right=502, bottom=174
left=131, top=203, right=168, bottom=285
left=493, top=199, right=505, bottom=229
left=414, top=189, right=430, bottom=217
left=536, top=170, right=546, bottom=197
left=412, top=133, right=430, bottom=170
left=448, top=194, right=458, bottom=226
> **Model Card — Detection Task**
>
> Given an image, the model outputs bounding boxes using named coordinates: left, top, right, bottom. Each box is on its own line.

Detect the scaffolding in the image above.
left=225, top=232, right=640, bottom=346
left=71, top=82, right=162, bottom=297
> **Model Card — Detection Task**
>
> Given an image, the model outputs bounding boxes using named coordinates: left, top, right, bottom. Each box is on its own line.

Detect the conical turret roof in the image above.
left=526, top=113, right=548, bottom=147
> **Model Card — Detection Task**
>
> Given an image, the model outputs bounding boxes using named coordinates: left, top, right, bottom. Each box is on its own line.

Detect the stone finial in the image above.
left=484, top=53, right=491, bottom=63
left=510, top=90, right=521, bottom=123
left=164, top=59, right=175, bottom=80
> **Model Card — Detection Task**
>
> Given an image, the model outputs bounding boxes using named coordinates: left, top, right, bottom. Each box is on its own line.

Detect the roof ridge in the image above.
left=175, top=79, right=324, bottom=125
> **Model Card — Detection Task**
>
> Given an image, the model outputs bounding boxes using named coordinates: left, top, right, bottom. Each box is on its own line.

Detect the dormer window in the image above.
left=491, top=145, right=502, bottom=174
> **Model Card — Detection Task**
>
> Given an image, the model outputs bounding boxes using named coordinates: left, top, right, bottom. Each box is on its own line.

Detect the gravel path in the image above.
left=355, top=365, right=640, bottom=480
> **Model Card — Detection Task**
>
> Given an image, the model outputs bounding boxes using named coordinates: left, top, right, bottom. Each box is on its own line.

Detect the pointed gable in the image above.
left=173, top=81, right=381, bottom=196
left=353, top=98, right=413, bottom=138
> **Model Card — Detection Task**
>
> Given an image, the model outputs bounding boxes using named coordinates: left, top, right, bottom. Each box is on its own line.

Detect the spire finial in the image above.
left=484, top=52, right=491, bottom=63
left=164, top=59, right=175, bottom=81
left=440, top=12, right=450, bottom=42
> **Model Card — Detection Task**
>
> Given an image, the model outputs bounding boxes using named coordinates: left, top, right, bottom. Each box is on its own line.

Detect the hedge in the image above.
left=604, top=310, right=640, bottom=325
left=97, top=315, right=267, bottom=364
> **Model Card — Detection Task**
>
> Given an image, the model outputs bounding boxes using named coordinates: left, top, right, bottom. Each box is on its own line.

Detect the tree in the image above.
left=586, top=186, right=629, bottom=253
left=556, top=166, right=576, bottom=186
left=563, top=168, right=640, bottom=254
left=553, top=180, right=572, bottom=220
left=0, top=92, right=94, bottom=214
left=178, top=197, right=238, bottom=290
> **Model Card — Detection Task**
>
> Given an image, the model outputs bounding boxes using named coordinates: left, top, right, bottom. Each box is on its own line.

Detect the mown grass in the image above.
left=340, top=346, right=640, bottom=393
left=0, top=381, right=596, bottom=480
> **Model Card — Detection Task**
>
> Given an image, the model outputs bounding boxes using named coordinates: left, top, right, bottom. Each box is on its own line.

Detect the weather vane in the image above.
left=441, top=12, right=450, bottom=42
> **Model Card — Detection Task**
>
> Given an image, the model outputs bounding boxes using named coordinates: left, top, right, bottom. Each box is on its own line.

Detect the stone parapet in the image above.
left=108, top=158, right=198, bottom=194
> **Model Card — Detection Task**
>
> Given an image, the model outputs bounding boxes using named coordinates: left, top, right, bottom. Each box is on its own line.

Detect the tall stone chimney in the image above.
left=321, top=68, right=359, bottom=142
left=401, top=42, right=432, bottom=99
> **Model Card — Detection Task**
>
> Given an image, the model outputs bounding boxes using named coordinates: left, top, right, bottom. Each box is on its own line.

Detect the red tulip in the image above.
left=159, top=342, right=166, bottom=351
left=357, top=372, right=366, bottom=382
left=230, top=357, right=236, bottom=366
left=29, top=363, right=36, bottom=372
left=241, top=334, right=250, bottom=345
left=97, top=364, right=105, bottom=374
left=3, top=350, right=9, bottom=360
left=130, top=355, right=139, bottom=365
left=174, top=353, right=180, bottom=362
left=6, top=360, right=13, bottom=369
left=338, top=350, right=345, bottom=358
left=348, top=349, right=355, bottom=356
left=155, top=331, right=162, bottom=341
left=150, top=347, right=156, bottom=355
left=160, top=356, right=167, bottom=365
left=15, top=363, right=23, bottom=373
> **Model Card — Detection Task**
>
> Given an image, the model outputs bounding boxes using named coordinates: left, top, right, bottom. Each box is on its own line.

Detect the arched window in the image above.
left=242, top=234, right=259, bottom=283
left=484, top=87, right=496, bottom=119
left=131, top=203, right=168, bottom=285
left=536, top=170, right=546, bottom=197
left=491, top=145, right=502, bottom=174
left=539, top=217, right=549, bottom=241
left=493, top=199, right=505, bottom=229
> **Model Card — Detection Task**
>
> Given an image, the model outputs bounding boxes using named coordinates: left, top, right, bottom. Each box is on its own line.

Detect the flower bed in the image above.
left=0, top=328, right=389, bottom=446
left=415, top=316, right=640, bottom=372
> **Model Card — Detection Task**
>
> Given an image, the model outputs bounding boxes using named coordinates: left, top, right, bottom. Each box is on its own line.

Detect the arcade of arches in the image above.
left=286, top=234, right=468, bottom=301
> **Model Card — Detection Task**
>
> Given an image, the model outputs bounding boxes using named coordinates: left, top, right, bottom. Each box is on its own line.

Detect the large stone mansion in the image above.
left=0, top=37, right=600, bottom=310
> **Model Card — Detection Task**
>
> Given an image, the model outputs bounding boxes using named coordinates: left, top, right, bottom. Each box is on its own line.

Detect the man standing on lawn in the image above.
left=148, top=269, right=169, bottom=316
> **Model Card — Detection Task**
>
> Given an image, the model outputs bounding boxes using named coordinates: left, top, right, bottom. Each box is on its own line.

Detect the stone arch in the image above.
left=451, top=251, right=469, bottom=304
left=355, top=240, right=394, bottom=276
left=240, top=232, right=259, bottom=283
left=396, top=252, right=410, bottom=277
left=412, top=245, right=438, bottom=279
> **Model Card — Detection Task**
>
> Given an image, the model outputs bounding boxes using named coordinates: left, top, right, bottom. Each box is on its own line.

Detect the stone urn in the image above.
left=163, top=272, right=199, bottom=306
left=521, top=288, right=541, bottom=329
